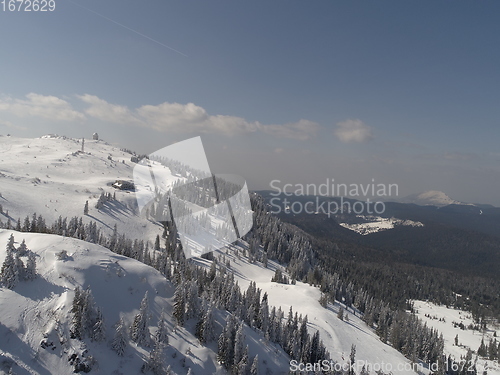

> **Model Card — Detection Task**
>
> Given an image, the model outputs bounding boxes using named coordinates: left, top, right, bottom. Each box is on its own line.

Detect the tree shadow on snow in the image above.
left=164, top=346, right=217, bottom=375
left=86, top=214, right=112, bottom=230
left=98, top=201, right=134, bottom=221
left=15, top=277, right=67, bottom=302
left=0, top=323, right=53, bottom=375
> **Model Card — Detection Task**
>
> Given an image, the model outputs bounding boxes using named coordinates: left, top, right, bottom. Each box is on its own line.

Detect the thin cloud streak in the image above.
left=67, top=0, right=188, bottom=57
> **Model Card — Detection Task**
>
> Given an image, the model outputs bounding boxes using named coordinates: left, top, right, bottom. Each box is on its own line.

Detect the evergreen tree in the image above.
left=488, top=339, right=497, bottom=360
left=14, top=252, right=25, bottom=281
left=259, top=293, right=269, bottom=334
left=155, top=310, right=169, bottom=345
left=337, top=306, right=344, bottom=321
left=17, top=239, right=28, bottom=256
left=299, top=315, right=309, bottom=361
left=197, top=305, right=215, bottom=344
left=92, top=308, right=106, bottom=342
left=173, top=283, right=185, bottom=326
left=309, top=330, right=320, bottom=363
left=81, top=287, right=98, bottom=338
left=7, top=233, right=15, bottom=251
left=250, top=355, right=259, bottom=375
left=349, top=344, right=356, bottom=375
left=218, top=315, right=237, bottom=368
left=142, top=339, right=164, bottom=375
left=0, top=234, right=19, bottom=289
left=131, top=291, right=151, bottom=347
left=262, top=252, right=268, bottom=268
left=234, top=322, right=245, bottom=366
left=111, top=317, right=128, bottom=356
left=84, top=201, right=89, bottom=215
left=217, top=325, right=228, bottom=366
left=319, top=293, right=329, bottom=308
left=22, top=217, right=30, bottom=232
left=478, top=338, right=487, bottom=357
left=237, top=345, right=249, bottom=375
left=70, top=287, right=84, bottom=339
left=185, top=280, right=200, bottom=320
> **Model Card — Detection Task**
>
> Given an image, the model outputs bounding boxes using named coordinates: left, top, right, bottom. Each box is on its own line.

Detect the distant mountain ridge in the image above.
left=399, top=190, right=469, bottom=207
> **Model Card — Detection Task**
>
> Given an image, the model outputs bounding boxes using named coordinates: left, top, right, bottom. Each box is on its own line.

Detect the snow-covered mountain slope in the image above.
left=195, top=249, right=422, bottom=375
left=413, top=301, right=500, bottom=375
left=0, top=230, right=290, bottom=375
left=0, top=135, right=180, bottom=242
left=4, top=135, right=489, bottom=375
left=400, top=191, right=467, bottom=207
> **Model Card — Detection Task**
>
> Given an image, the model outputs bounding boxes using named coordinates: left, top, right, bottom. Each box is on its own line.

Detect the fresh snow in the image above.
left=2, top=135, right=494, bottom=375
left=0, top=230, right=290, bottom=375
left=196, top=247, right=423, bottom=375
left=413, top=300, right=500, bottom=375
left=0, top=135, right=180, bottom=242
left=339, top=216, right=424, bottom=235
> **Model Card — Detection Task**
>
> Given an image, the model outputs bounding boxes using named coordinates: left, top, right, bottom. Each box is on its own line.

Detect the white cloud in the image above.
left=137, top=102, right=260, bottom=135
left=138, top=102, right=208, bottom=132
left=78, top=94, right=140, bottom=125
left=0, top=92, right=321, bottom=140
left=0, top=93, right=85, bottom=122
left=334, top=119, right=373, bottom=143
left=82, top=95, right=319, bottom=140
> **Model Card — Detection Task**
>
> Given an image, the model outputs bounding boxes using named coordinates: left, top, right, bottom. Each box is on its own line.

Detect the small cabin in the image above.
left=93, top=132, right=99, bottom=140
left=112, top=180, right=135, bottom=191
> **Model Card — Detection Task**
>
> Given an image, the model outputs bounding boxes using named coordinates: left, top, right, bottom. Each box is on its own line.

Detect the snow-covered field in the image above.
left=339, top=216, right=424, bottom=235
left=413, top=300, right=500, bottom=375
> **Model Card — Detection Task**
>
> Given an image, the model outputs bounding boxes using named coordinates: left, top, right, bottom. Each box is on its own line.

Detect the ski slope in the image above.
left=197, top=247, right=423, bottom=375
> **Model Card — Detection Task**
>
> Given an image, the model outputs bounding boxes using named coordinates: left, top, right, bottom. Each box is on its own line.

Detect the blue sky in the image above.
left=1, top=1, right=500, bottom=205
